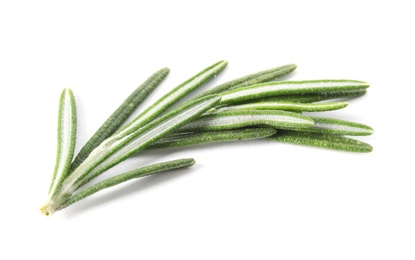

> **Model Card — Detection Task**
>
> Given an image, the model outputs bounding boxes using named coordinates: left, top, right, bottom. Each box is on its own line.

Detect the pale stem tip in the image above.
left=39, top=202, right=57, bottom=217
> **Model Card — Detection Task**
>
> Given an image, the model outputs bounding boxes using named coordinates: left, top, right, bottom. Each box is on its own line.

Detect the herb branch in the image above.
left=41, top=61, right=373, bottom=216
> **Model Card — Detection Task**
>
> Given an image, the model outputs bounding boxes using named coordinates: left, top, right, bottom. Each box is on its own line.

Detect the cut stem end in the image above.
left=40, top=202, right=57, bottom=217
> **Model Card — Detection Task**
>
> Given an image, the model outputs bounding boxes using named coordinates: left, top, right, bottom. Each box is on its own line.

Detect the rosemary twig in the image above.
left=41, top=61, right=374, bottom=217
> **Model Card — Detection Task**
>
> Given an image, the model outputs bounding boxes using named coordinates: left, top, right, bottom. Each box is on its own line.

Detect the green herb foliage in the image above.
left=41, top=61, right=373, bottom=216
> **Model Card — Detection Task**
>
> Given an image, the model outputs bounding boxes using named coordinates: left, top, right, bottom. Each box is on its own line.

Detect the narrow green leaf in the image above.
left=151, top=128, right=277, bottom=149
left=179, top=110, right=314, bottom=132
left=213, top=101, right=348, bottom=113
left=70, top=68, right=169, bottom=172
left=272, top=89, right=367, bottom=103
left=269, top=131, right=373, bottom=153
left=117, top=60, right=228, bottom=137
left=228, top=64, right=297, bottom=91
left=59, top=158, right=195, bottom=210
left=219, top=80, right=369, bottom=106
left=67, top=95, right=221, bottom=192
left=48, top=88, right=77, bottom=197
left=196, top=64, right=297, bottom=97
left=294, top=116, right=374, bottom=136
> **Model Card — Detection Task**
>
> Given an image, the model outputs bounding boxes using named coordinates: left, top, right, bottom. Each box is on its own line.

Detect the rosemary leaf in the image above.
left=48, top=88, right=77, bottom=198
left=59, top=158, right=195, bottom=210
left=117, top=60, right=227, bottom=136
left=294, top=116, right=374, bottom=136
left=179, top=110, right=314, bottom=132
left=212, top=101, right=348, bottom=113
left=269, top=131, right=373, bottom=152
left=70, top=68, right=170, bottom=171
left=196, top=64, right=297, bottom=97
left=219, top=80, right=369, bottom=106
left=272, top=89, right=367, bottom=103
left=151, top=128, right=277, bottom=149
left=229, top=64, right=297, bottom=91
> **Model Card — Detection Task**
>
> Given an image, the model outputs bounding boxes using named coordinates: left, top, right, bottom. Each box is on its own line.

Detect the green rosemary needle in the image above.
left=212, top=101, right=348, bottom=113
left=48, top=88, right=77, bottom=198
left=151, top=128, right=277, bottom=149
left=294, top=116, right=374, bottom=136
left=58, top=158, right=195, bottom=211
left=219, top=80, right=370, bottom=106
left=269, top=131, right=373, bottom=152
left=271, top=89, right=367, bottom=103
left=179, top=110, right=314, bottom=132
left=196, top=64, right=297, bottom=97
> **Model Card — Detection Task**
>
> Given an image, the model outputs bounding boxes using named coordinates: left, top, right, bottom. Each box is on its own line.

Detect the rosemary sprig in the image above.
left=41, top=61, right=374, bottom=217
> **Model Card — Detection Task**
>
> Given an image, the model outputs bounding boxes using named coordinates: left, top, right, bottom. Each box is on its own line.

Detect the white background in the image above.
left=1, top=1, right=414, bottom=259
